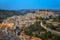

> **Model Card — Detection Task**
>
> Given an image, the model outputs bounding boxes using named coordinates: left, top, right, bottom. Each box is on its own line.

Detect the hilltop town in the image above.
left=0, top=10, right=60, bottom=40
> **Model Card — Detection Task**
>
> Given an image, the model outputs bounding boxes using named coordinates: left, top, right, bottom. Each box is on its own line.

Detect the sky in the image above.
left=0, top=0, right=60, bottom=10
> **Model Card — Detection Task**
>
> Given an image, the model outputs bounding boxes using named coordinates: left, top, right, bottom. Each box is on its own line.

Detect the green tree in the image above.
left=24, top=27, right=32, bottom=36
left=24, top=27, right=32, bottom=39
left=46, top=23, right=56, bottom=30
left=49, top=15, right=53, bottom=19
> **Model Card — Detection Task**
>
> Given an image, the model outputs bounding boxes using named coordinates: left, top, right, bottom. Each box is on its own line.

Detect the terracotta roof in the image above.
left=31, top=37, right=42, bottom=40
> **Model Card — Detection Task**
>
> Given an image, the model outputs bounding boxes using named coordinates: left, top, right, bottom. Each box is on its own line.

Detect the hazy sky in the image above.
left=0, top=0, right=60, bottom=10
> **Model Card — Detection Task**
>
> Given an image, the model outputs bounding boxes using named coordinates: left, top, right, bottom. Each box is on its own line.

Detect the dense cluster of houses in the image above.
left=0, top=10, right=56, bottom=40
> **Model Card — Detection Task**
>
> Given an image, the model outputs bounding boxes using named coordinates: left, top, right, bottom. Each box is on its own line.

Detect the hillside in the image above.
left=0, top=9, right=60, bottom=23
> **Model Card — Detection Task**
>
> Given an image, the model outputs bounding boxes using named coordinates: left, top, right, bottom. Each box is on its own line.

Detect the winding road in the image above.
left=40, top=21, right=60, bottom=36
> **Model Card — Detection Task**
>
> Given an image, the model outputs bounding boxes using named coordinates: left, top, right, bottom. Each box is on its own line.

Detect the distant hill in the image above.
left=0, top=9, right=38, bottom=18
left=0, top=9, right=37, bottom=23
left=0, top=9, right=60, bottom=23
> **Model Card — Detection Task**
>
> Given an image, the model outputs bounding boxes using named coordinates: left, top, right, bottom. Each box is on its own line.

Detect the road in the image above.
left=40, top=21, right=60, bottom=36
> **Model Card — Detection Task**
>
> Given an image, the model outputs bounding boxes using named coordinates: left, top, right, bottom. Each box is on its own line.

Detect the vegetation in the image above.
left=14, top=27, right=23, bottom=35
left=1, top=10, right=60, bottom=40
left=46, top=23, right=55, bottom=29
left=24, top=21, right=44, bottom=33
left=24, top=15, right=60, bottom=40
left=24, top=20, right=56, bottom=40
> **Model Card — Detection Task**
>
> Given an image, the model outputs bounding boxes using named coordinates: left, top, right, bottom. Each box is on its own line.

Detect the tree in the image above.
left=42, top=20, right=46, bottom=24
left=46, top=23, right=56, bottom=30
left=49, top=15, right=53, bottom=19
left=35, top=17, right=39, bottom=20
left=24, top=27, right=32, bottom=39
left=24, top=27, right=32, bottom=36
left=45, top=31, right=52, bottom=38
left=14, top=27, right=22, bottom=35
